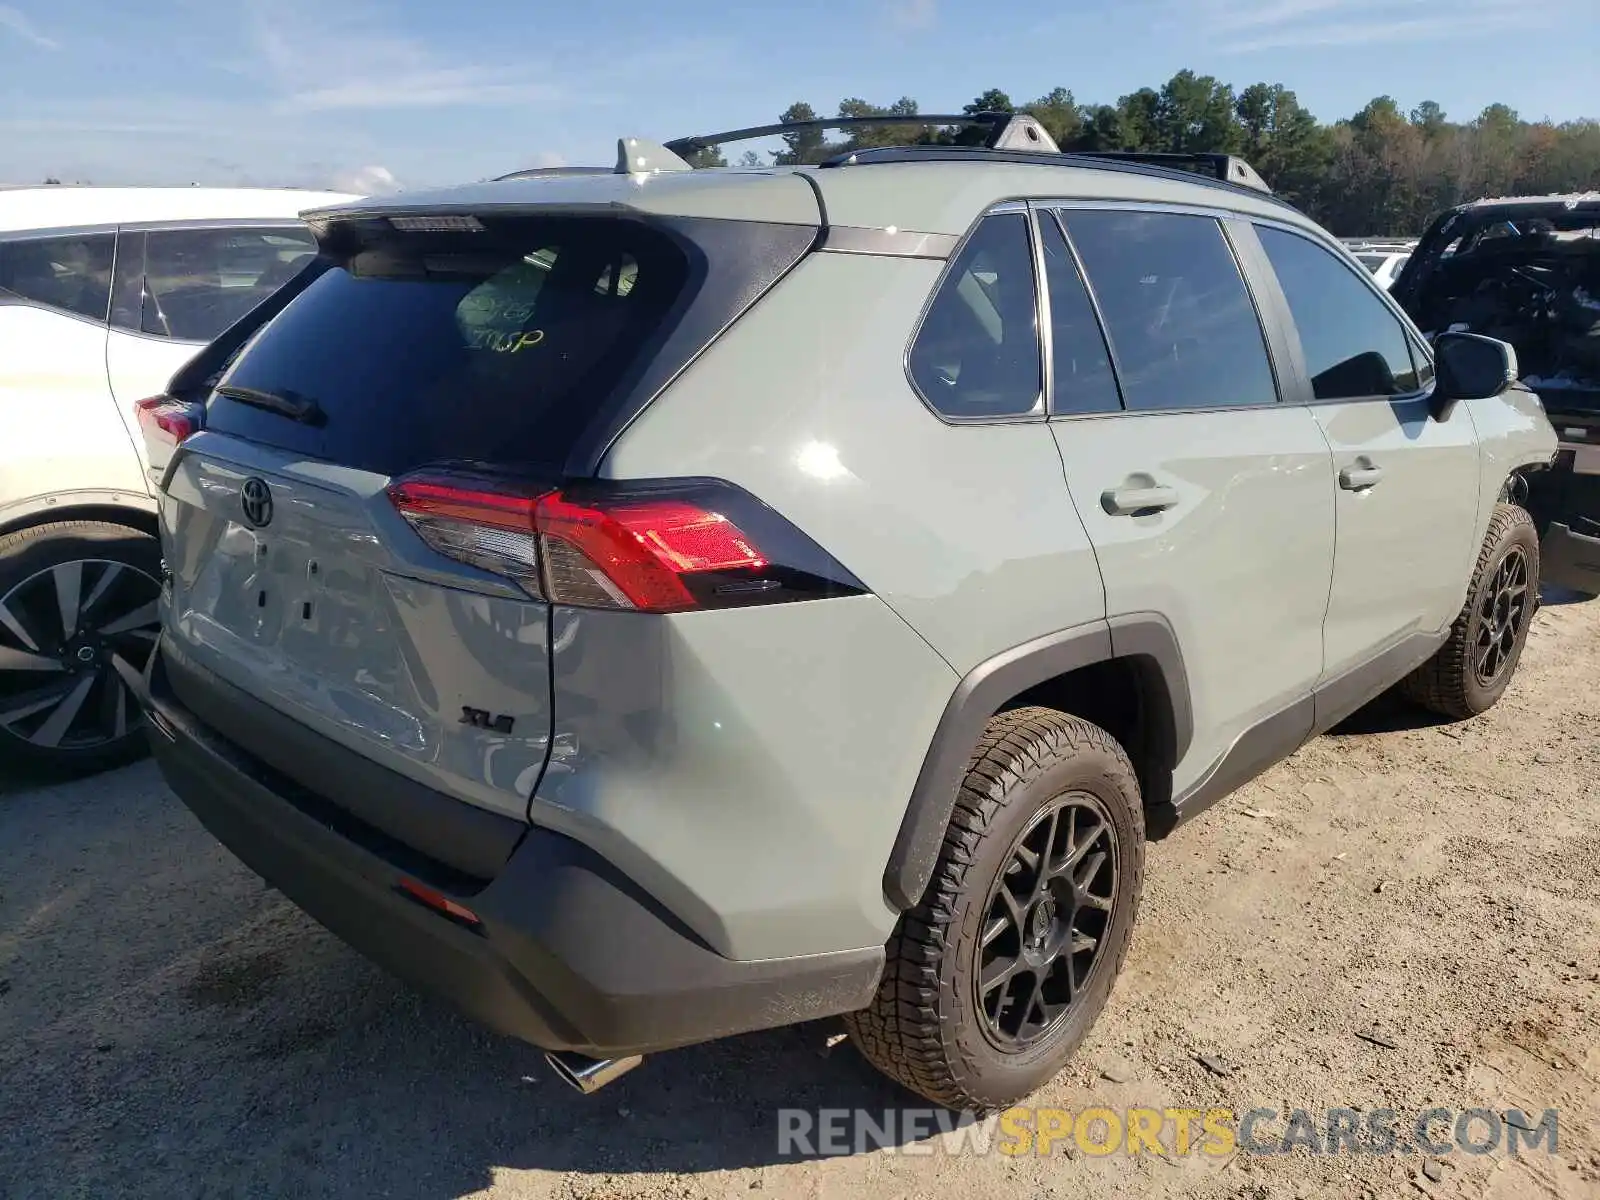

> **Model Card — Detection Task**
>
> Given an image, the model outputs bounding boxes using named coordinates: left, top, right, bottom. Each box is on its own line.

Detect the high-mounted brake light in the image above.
left=134, top=394, right=199, bottom=446
left=386, top=473, right=863, bottom=614
left=389, top=215, right=485, bottom=233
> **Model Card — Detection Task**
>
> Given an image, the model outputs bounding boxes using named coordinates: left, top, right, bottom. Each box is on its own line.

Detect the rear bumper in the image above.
left=143, top=642, right=882, bottom=1058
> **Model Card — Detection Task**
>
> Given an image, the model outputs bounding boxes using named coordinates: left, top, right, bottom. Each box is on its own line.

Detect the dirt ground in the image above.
left=2, top=593, right=1597, bottom=1200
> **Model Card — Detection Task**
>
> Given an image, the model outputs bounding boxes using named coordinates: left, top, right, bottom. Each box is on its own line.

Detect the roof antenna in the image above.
left=615, top=137, right=693, bottom=176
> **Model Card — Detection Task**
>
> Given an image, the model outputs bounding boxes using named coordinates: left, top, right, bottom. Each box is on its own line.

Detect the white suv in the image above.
left=0, top=186, right=355, bottom=771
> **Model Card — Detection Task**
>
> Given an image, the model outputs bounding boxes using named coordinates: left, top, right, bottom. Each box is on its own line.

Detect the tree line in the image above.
left=690, top=75, right=1600, bottom=238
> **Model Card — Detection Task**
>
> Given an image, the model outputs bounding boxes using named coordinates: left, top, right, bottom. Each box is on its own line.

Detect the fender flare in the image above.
left=881, top=613, right=1192, bottom=911
left=0, top=489, right=158, bottom=537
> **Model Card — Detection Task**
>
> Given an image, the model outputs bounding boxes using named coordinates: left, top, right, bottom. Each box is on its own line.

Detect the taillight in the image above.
left=386, top=472, right=865, bottom=614
left=134, top=394, right=200, bottom=446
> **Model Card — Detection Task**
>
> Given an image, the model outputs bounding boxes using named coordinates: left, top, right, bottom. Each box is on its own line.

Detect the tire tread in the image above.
left=846, top=706, right=1143, bottom=1110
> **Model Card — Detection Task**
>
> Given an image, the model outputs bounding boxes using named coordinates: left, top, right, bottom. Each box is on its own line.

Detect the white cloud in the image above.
left=330, top=165, right=401, bottom=195
left=889, top=0, right=937, bottom=31
left=1201, top=0, right=1545, bottom=50
left=244, top=1, right=568, bottom=113
left=0, top=4, right=57, bottom=49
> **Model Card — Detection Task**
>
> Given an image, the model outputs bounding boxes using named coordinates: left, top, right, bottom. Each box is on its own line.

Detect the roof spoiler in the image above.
left=492, top=138, right=694, bottom=183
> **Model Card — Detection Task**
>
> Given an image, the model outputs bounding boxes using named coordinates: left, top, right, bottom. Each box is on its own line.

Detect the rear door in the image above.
left=1040, top=205, right=1337, bottom=798
left=0, top=229, right=146, bottom=502
left=1249, top=222, right=1482, bottom=678
left=107, top=223, right=318, bottom=483
left=160, top=213, right=696, bottom=823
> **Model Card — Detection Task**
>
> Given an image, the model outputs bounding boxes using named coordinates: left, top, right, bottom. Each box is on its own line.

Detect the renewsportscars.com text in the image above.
left=776, top=1106, right=1560, bottom=1158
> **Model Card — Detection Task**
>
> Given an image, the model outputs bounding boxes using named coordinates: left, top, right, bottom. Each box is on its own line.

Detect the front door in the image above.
left=1249, top=222, right=1482, bottom=683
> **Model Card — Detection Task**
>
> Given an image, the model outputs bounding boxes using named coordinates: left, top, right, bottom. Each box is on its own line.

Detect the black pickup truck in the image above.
left=1392, top=193, right=1600, bottom=596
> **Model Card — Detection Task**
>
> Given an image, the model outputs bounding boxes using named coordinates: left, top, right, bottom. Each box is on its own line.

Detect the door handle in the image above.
left=1101, top=484, right=1181, bottom=516
left=1339, top=464, right=1385, bottom=491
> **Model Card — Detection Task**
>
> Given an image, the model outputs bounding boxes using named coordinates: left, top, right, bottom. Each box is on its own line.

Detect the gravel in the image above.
left=3, top=592, right=1597, bottom=1199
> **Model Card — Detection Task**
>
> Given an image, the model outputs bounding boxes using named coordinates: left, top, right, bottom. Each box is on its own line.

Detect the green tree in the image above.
left=1114, top=88, right=1163, bottom=151
left=772, top=101, right=826, bottom=165
left=1156, top=70, right=1240, bottom=153
left=1410, top=100, right=1447, bottom=137
left=837, top=96, right=921, bottom=151
left=1072, top=104, right=1130, bottom=151
left=965, top=88, right=1014, bottom=115
left=1024, top=87, right=1082, bottom=148
left=765, top=78, right=1600, bottom=236
left=1234, top=83, right=1327, bottom=208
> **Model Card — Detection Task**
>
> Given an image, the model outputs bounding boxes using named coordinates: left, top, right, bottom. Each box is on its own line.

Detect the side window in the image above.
left=1037, top=212, right=1121, bottom=415
left=138, top=226, right=318, bottom=342
left=1256, top=225, right=1420, bottom=399
left=0, top=233, right=115, bottom=322
left=1060, top=211, right=1278, bottom=412
left=908, top=212, right=1042, bottom=419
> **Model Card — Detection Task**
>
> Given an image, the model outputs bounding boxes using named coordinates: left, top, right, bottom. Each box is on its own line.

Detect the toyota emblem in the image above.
left=240, top=477, right=274, bottom=528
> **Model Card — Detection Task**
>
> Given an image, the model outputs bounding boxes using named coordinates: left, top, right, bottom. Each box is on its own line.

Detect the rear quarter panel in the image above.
left=585, top=250, right=1109, bottom=959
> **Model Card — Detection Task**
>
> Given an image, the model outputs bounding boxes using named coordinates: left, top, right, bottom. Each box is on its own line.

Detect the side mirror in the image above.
left=1431, top=331, right=1519, bottom=418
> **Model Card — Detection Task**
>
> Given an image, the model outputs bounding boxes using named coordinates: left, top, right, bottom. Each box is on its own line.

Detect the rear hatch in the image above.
left=157, top=209, right=735, bottom=842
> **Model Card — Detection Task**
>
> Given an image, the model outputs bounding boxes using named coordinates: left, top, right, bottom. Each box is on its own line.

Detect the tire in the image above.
left=0, top=520, right=163, bottom=775
left=1399, top=502, right=1539, bottom=720
left=846, top=707, right=1145, bottom=1111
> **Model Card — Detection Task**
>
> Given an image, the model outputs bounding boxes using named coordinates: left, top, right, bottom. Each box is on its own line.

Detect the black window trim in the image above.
left=0, top=225, right=118, bottom=329
left=901, top=200, right=1048, bottom=427
left=1027, top=203, right=1128, bottom=417
left=1247, top=216, right=1436, bottom=408
left=107, top=221, right=319, bottom=346
left=1035, top=200, right=1287, bottom=420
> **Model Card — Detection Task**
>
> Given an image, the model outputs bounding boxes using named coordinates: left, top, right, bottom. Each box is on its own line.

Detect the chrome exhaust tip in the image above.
left=544, top=1051, right=644, bottom=1095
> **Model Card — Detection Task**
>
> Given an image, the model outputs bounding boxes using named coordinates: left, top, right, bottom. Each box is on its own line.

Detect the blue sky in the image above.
left=2, top=0, right=1596, bottom=192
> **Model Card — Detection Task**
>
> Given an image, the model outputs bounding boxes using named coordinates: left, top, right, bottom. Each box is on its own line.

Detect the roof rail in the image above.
left=493, top=166, right=614, bottom=181
left=815, top=144, right=1290, bottom=208
left=662, top=111, right=1060, bottom=159
left=1065, top=151, right=1271, bottom=194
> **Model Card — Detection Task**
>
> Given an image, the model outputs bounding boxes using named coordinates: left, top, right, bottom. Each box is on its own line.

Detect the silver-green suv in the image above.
left=134, top=115, right=1560, bottom=1112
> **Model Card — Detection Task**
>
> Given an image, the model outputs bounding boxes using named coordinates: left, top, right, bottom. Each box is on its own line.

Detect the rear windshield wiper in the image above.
left=214, top=385, right=327, bottom=427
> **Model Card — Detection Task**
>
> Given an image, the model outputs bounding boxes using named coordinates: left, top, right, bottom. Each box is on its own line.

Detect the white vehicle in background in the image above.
left=1342, top=237, right=1416, bottom=290
left=0, top=186, right=356, bottom=772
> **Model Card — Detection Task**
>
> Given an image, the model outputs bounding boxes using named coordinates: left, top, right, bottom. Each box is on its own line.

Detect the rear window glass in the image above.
left=0, top=232, right=114, bottom=321
left=207, top=217, right=690, bottom=476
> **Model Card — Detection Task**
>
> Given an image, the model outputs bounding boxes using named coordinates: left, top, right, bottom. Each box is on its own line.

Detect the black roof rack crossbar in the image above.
left=815, top=145, right=1291, bottom=207
left=663, top=111, right=1026, bottom=158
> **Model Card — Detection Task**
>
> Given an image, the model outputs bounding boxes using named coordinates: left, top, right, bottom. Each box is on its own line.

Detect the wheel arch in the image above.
left=0, top=493, right=159, bottom=542
left=882, top=614, right=1192, bottom=911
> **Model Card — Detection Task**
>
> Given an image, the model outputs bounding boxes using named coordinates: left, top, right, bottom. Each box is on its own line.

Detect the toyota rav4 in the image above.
left=128, top=115, right=1561, bottom=1111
